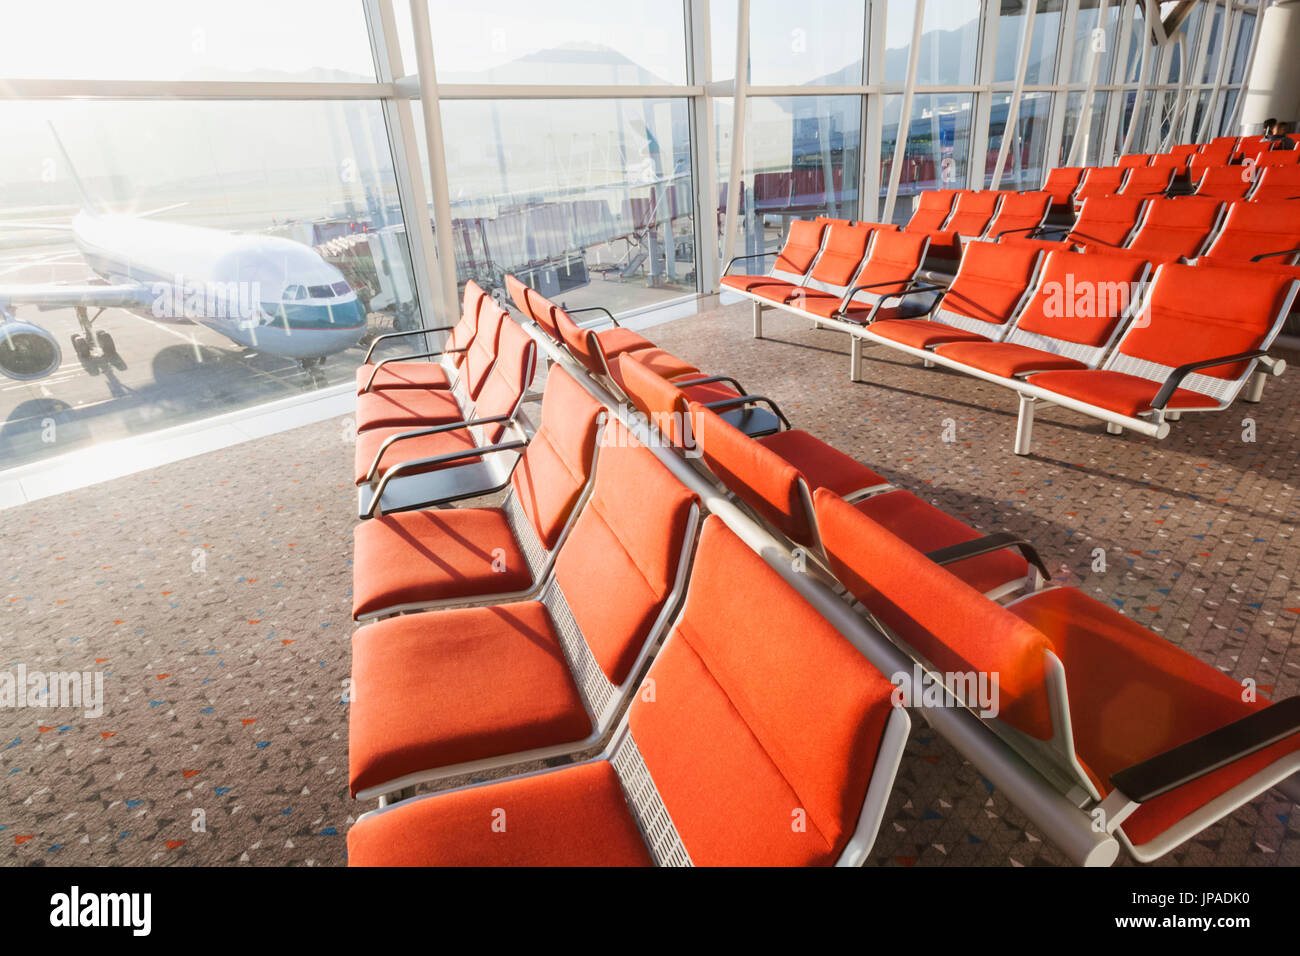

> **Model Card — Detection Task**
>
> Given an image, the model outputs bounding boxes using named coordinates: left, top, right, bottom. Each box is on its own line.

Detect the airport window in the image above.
left=0, top=98, right=422, bottom=470
left=992, top=1, right=1062, bottom=86
left=435, top=97, right=697, bottom=313
left=744, top=0, right=868, bottom=86
left=0, top=0, right=376, bottom=81
left=888, top=92, right=975, bottom=223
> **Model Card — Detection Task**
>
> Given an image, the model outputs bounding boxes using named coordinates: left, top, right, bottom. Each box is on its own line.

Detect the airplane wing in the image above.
left=0, top=281, right=155, bottom=310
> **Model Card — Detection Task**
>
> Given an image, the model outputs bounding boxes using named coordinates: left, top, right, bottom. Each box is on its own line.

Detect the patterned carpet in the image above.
left=2, top=295, right=1298, bottom=867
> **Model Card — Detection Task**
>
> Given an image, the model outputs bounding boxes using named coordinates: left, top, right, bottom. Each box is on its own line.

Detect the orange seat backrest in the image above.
left=1250, top=164, right=1300, bottom=202
left=942, top=190, right=1001, bottom=236
left=985, top=191, right=1051, bottom=239
left=813, top=488, right=1055, bottom=741
left=462, top=302, right=506, bottom=399
left=1195, top=164, right=1254, bottom=201
left=1117, top=154, right=1150, bottom=168
left=1255, top=150, right=1300, bottom=168
left=805, top=221, right=876, bottom=287
left=552, top=418, right=698, bottom=686
left=618, top=352, right=691, bottom=447
left=504, top=274, right=532, bottom=319
left=1013, top=250, right=1147, bottom=346
left=1041, top=167, right=1084, bottom=203
left=772, top=219, right=827, bottom=275
left=854, top=229, right=929, bottom=296
left=1117, top=165, right=1173, bottom=196
left=1202, top=200, right=1300, bottom=263
left=1068, top=195, right=1147, bottom=247
left=552, top=305, right=607, bottom=378
left=1117, top=262, right=1297, bottom=378
left=469, top=316, right=536, bottom=440
left=906, top=189, right=960, bottom=232
left=447, top=280, right=487, bottom=365
left=509, top=367, right=603, bottom=550
left=940, top=240, right=1041, bottom=328
left=1125, top=197, right=1222, bottom=260
left=1076, top=166, right=1127, bottom=199
left=628, top=515, right=897, bottom=866
left=689, top=401, right=815, bottom=547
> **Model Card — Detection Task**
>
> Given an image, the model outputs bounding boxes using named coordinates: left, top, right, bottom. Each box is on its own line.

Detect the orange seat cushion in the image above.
left=355, top=362, right=451, bottom=393
left=351, top=507, right=533, bottom=618
left=356, top=388, right=463, bottom=431
left=1026, top=368, right=1220, bottom=416
left=612, top=347, right=699, bottom=386
left=854, top=490, right=1028, bottom=595
left=348, top=601, right=591, bottom=796
left=593, top=327, right=654, bottom=358
left=347, top=760, right=651, bottom=867
left=757, top=429, right=887, bottom=496
left=868, top=318, right=992, bottom=349
left=721, top=274, right=794, bottom=294
left=353, top=425, right=480, bottom=485
left=934, top=341, right=1089, bottom=377
left=627, top=517, right=897, bottom=866
left=1009, top=587, right=1300, bottom=849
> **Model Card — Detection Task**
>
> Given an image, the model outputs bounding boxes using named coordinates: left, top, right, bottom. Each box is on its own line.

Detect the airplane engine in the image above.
left=0, top=315, right=63, bottom=381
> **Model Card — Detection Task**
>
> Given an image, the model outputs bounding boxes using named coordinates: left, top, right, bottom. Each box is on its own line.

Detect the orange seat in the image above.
left=349, top=600, right=593, bottom=795
left=1115, top=196, right=1223, bottom=262
left=355, top=281, right=486, bottom=391
left=1041, top=167, right=1084, bottom=211
left=815, top=488, right=1300, bottom=859
left=1116, top=165, right=1173, bottom=198
left=720, top=218, right=826, bottom=291
left=1195, top=164, right=1255, bottom=202
left=351, top=368, right=603, bottom=617
left=903, top=189, right=960, bottom=232
left=935, top=250, right=1148, bottom=377
left=907, top=190, right=1000, bottom=256
left=864, top=239, right=1042, bottom=346
left=349, top=517, right=907, bottom=867
left=347, top=759, right=653, bottom=867
left=1064, top=195, right=1147, bottom=249
left=791, top=230, right=929, bottom=320
left=348, top=419, right=698, bottom=797
left=984, top=190, right=1051, bottom=241
left=1200, top=201, right=1300, bottom=264
left=1027, top=262, right=1298, bottom=415
left=353, top=423, right=480, bottom=486
left=1073, top=166, right=1127, bottom=204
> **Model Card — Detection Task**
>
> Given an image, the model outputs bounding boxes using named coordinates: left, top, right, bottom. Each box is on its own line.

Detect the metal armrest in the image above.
left=994, top=225, right=1043, bottom=239
left=362, top=324, right=455, bottom=363
left=364, top=439, right=528, bottom=518
left=566, top=305, right=621, bottom=329
left=722, top=251, right=775, bottom=276
left=925, top=532, right=1051, bottom=581
left=1031, top=224, right=1072, bottom=240
left=700, top=394, right=792, bottom=429
left=1110, top=697, right=1300, bottom=804
left=1151, top=350, right=1269, bottom=410
left=672, top=373, right=749, bottom=394
left=363, top=414, right=516, bottom=483
left=838, top=280, right=947, bottom=324
left=361, top=349, right=467, bottom=392
left=1249, top=246, right=1300, bottom=263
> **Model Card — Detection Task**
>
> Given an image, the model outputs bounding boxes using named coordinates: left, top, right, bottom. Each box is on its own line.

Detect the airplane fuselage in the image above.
left=71, top=212, right=367, bottom=360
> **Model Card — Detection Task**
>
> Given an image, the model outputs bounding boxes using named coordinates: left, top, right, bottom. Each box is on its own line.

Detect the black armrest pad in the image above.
left=1110, top=697, right=1300, bottom=804
left=925, top=531, right=1051, bottom=581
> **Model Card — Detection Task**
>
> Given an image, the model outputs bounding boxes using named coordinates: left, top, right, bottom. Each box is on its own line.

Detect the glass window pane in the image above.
left=1095, top=2, right=1123, bottom=84
left=883, top=1, right=917, bottom=85
left=711, top=0, right=738, bottom=83
left=0, top=1, right=376, bottom=81
left=1214, top=88, right=1240, bottom=138
left=419, top=0, right=687, bottom=85
left=731, top=96, right=861, bottom=258
left=889, top=93, right=975, bottom=225
left=437, top=98, right=696, bottom=313
left=995, top=1, right=1063, bottom=86
left=746, top=0, right=866, bottom=85
left=1123, top=3, right=1147, bottom=84
left=1200, top=7, right=1225, bottom=83
left=986, top=91, right=1051, bottom=189
left=918, top=1, right=983, bottom=85
left=1068, top=0, right=1102, bottom=84
left=1229, top=12, right=1255, bottom=84
left=0, top=99, right=420, bottom=472
left=1059, top=90, right=1105, bottom=164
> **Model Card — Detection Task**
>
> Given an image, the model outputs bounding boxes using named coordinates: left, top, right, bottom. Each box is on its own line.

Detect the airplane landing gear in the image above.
left=72, top=307, right=125, bottom=373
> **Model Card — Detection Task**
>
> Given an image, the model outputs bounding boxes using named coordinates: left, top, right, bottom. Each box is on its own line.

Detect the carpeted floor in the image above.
left=2, top=295, right=1298, bottom=867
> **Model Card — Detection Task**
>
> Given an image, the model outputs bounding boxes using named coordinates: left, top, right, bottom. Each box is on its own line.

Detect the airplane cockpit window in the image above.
left=308, top=285, right=335, bottom=299
left=282, top=284, right=308, bottom=301
left=331, top=281, right=351, bottom=295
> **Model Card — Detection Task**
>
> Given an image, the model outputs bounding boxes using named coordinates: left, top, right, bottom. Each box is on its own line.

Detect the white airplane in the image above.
left=0, top=129, right=367, bottom=383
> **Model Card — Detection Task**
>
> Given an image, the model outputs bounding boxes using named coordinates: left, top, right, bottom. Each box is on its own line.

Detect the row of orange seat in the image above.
left=341, top=276, right=1300, bottom=866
